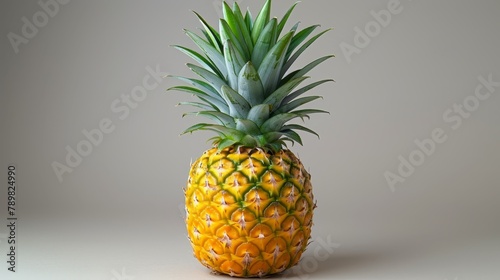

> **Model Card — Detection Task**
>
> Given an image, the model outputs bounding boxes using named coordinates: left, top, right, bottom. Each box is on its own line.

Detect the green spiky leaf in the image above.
left=220, top=19, right=247, bottom=60
left=236, top=119, right=261, bottom=135
left=238, top=62, right=265, bottom=106
left=251, top=0, right=272, bottom=44
left=251, top=18, right=277, bottom=69
left=183, top=111, right=236, bottom=127
left=277, top=1, right=299, bottom=37
left=172, top=45, right=224, bottom=78
left=274, top=96, right=323, bottom=115
left=263, top=76, right=309, bottom=112
left=282, top=28, right=332, bottom=75
left=290, top=109, right=329, bottom=120
left=258, top=31, right=294, bottom=95
left=167, top=85, right=228, bottom=113
left=246, top=104, right=270, bottom=126
left=187, top=63, right=228, bottom=97
left=184, top=29, right=228, bottom=78
left=281, top=55, right=334, bottom=85
left=176, top=101, right=215, bottom=111
left=223, top=39, right=246, bottom=90
left=232, top=2, right=254, bottom=55
left=182, top=123, right=244, bottom=140
left=217, top=138, right=238, bottom=150
left=193, top=11, right=223, bottom=52
left=287, top=25, right=321, bottom=60
left=260, top=112, right=300, bottom=133
left=221, top=85, right=251, bottom=118
left=282, top=79, right=334, bottom=104
left=244, top=9, right=253, bottom=31
left=222, top=2, right=251, bottom=57
left=280, top=129, right=303, bottom=145
left=282, top=124, right=320, bottom=138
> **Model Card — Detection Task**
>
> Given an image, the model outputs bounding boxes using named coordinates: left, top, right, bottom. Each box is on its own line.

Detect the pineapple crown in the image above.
left=169, top=0, right=333, bottom=152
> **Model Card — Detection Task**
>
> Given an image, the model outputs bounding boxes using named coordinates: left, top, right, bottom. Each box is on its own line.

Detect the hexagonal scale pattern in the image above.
left=185, top=147, right=314, bottom=277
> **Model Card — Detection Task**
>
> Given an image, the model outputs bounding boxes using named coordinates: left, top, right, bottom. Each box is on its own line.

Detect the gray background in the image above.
left=1, top=0, right=499, bottom=279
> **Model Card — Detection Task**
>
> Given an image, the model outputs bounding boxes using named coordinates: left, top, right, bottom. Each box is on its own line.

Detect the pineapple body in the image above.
left=185, top=147, right=314, bottom=277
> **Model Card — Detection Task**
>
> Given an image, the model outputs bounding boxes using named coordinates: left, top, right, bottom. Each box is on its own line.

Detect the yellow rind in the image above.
left=185, top=146, right=314, bottom=277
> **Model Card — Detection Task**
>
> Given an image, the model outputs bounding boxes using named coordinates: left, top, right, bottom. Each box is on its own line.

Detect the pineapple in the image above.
left=170, top=0, right=333, bottom=277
